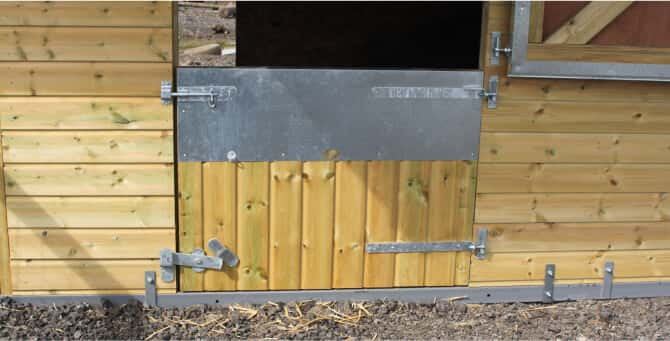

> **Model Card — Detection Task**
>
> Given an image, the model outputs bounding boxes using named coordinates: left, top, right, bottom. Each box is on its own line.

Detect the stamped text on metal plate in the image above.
left=371, top=86, right=478, bottom=99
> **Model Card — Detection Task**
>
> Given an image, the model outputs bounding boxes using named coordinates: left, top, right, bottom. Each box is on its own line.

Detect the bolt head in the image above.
left=226, top=150, right=237, bottom=161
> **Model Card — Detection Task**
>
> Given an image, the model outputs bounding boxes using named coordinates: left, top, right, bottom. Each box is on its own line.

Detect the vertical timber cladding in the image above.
left=176, top=68, right=483, bottom=291
left=472, top=2, right=670, bottom=286
left=0, top=2, right=175, bottom=294
left=179, top=161, right=477, bottom=291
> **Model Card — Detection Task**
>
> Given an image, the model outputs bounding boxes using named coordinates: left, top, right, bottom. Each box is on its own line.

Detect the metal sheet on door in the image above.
left=176, top=68, right=483, bottom=162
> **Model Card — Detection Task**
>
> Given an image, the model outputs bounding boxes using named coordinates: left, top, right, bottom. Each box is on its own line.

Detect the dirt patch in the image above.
left=178, top=1, right=236, bottom=66
left=1, top=297, right=669, bottom=339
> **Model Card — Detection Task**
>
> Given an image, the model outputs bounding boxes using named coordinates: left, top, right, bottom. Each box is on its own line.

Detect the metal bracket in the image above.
left=490, top=31, right=511, bottom=66
left=543, top=264, right=555, bottom=303
left=601, top=261, right=614, bottom=299
left=479, top=76, right=498, bottom=109
left=365, top=228, right=487, bottom=260
left=160, top=80, right=237, bottom=109
left=144, top=271, right=157, bottom=307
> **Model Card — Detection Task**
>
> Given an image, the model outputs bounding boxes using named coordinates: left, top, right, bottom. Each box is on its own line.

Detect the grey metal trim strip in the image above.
left=6, top=281, right=670, bottom=307
left=366, top=241, right=474, bottom=254
left=509, top=1, right=670, bottom=82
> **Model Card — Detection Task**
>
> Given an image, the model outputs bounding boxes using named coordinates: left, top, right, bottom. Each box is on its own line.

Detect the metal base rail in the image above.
left=4, top=281, right=670, bottom=308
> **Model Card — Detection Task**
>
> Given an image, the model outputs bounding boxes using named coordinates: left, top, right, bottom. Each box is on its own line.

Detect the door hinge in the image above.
left=490, top=31, right=511, bottom=66
left=159, top=238, right=239, bottom=283
left=365, top=228, right=487, bottom=260
left=160, top=80, right=237, bottom=109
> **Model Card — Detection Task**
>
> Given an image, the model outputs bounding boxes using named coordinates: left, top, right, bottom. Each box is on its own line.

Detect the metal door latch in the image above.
left=160, top=81, right=237, bottom=108
left=490, top=32, right=511, bottom=65
left=365, top=228, right=488, bottom=260
left=159, top=238, right=239, bottom=282
left=474, top=76, right=498, bottom=109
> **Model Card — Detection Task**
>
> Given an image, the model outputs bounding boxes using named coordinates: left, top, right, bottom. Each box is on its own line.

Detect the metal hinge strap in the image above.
left=365, top=228, right=487, bottom=260
left=490, top=31, right=511, bottom=65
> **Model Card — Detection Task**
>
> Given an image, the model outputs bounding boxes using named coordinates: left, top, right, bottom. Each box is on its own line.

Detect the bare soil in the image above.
left=178, top=1, right=236, bottom=67
left=1, top=296, right=669, bottom=339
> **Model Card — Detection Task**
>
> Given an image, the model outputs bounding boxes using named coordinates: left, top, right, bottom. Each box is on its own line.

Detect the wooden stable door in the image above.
left=179, top=160, right=477, bottom=291
left=175, top=68, right=483, bottom=291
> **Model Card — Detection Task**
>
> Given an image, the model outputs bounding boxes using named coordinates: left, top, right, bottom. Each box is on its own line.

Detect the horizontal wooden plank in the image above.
left=0, top=97, right=172, bottom=130
left=5, top=164, right=173, bottom=196
left=12, top=288, right=175, bottom=295
left=2, top=131, right=173, bottom=163
left=480, top=133, right=670, bottom=163
left=471, top=250, right=670, bottom=282
left=477, top=222, right=670, bottom=252
left=478, top=163, right=670, bottom=193
left=9, top=228, right=174, bottom=259
left=475, top=193, right=670, bottom=224
left=482, top=100, right=670, bottom=133
left=7, top=197, right=175, bottom=228
left=470, top=277, right=670, bottom=287
left=528, top=44, right=670, bottom=65
left=0, top=2, right=172, bottom=27
left=0, top=27, right=171, bottom=62
left=499, top=77, right=670, bottom=103
left=11, top=259, right=174, bottom=290
left=0, top=62, right=170, bottom=96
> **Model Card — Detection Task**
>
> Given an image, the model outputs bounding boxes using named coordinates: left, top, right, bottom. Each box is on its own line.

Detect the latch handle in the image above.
left=160, top=81, right=219, bottom=108
left=159, top=238, right=240, bottom=283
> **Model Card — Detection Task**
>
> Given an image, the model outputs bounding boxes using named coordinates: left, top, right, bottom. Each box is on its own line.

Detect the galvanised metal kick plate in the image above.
left=176, top=68, right=484, bottom=162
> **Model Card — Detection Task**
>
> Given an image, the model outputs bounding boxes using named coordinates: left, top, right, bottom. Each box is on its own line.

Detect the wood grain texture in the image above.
left=456, top=161, right=477, bottom=285
left=477, top=223, right=670, bottom=252
left=424, top=161, right=460, bottom=286
left=470, top=250, right=670, bottom=282
left=478, top=163, right=670, bottom=193
left=11, top=260, right=174, bottom=291
left=0, top=97, right=172, bottom=130
left=394, top=161, right=431, bottom=287
left=2, top=131, right=173, bottom=163
left=301, top=162, right=335, bottom=289
left=480, top=133, right=670, bottom=163
left=5, top=164, right=173, bottom=196
left=363, top=161, right=398, bottom=288
left=475, top=193, right=670, bottom=224
left=236, top=162, right=269, bottom=291
left=0, top=27, right=171, bottom=62
left=528, top=43, right=670, bottom=64
left=269, top=162, right=302, bottom=290
left=0, top=2, right=172, bottom=27
left=178, top=162, right=203, bottom=292
left=332, top=161, right=366, bottom=288
left=482, top=100, right=670, bottom=133
left=0, top=62, right=170, bottom=96
left=9, top=228, right=174, bottom=259
left=0, top=138, right=9, bottom=294
left=203, top=162, right=238, bottom=291
left=528, top=2, right=544, bottom=43
left=498, top=77, right=670, bottom=103
left=545, top=2, right=633, bottom=44
left=7, top=196, right=174, bottom=228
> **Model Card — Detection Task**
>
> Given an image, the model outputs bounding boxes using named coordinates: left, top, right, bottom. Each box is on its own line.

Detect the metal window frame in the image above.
left=508, top=1, right=670, bottom=82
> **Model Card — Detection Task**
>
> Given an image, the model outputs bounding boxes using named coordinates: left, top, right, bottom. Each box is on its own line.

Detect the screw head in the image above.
left=226, top=150, right=237, bottom=161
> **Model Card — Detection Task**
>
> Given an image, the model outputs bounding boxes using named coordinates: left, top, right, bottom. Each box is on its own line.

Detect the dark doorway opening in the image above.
left=237, top=2, right=482, bottom=69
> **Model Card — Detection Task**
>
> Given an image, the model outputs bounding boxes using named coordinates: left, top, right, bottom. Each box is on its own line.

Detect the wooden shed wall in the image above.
left=0, top=2, right=175, bottom=294
left=471, top=2, right=670, bottom=285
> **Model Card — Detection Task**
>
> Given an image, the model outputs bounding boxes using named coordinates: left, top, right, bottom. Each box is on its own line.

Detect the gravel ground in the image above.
left=178, top=1, right=236, bottom=67
left=1, top=296, right=669, bottom=339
